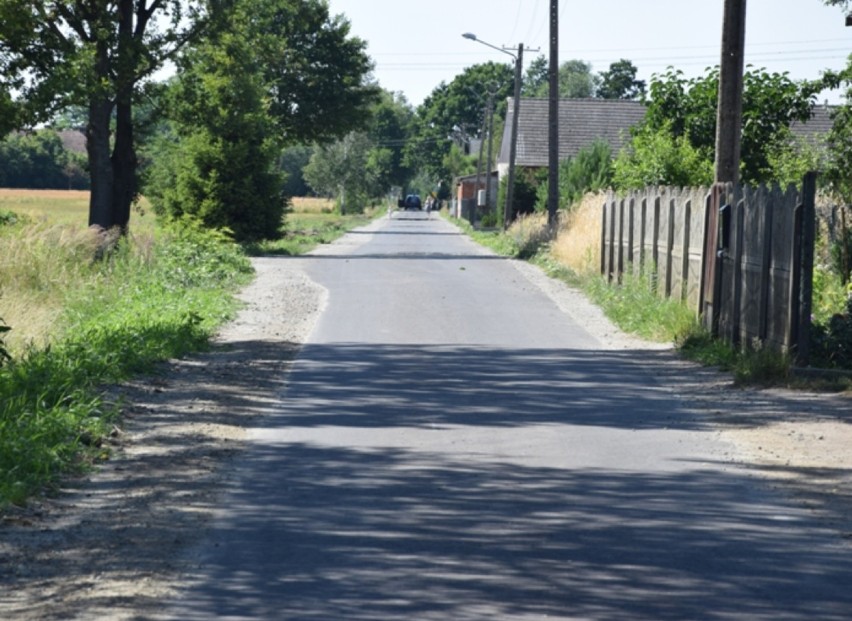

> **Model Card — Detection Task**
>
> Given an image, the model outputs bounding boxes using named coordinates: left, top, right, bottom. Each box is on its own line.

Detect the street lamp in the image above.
left=462, top=32, right=524, bottom=229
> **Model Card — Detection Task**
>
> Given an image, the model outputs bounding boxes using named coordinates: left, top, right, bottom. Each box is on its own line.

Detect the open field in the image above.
left=290, top=196, right=335, bottom=213
left=0, top=189, right=157, bottom=232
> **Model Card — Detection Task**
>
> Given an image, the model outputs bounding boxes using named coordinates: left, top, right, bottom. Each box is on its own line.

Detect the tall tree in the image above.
left=0, top=1, right=222, bottom=232
left=522, top=55, right=549, bottom=97
left=367, top=90, right=414, bottom=191
left=303, top=131, right=375, bottom=213
left=279, top=145, right=314, bottom=197
left=597, top=59, right=645, bottom=100
left=822, top=56, right=852, bottom=202
left=530, top=59, right=599, bottom=98
left=406, top=62, right=513, bottom=180
left=147, top=0, right=377, bottom=240
left=255, top=0, right=378, bottom=144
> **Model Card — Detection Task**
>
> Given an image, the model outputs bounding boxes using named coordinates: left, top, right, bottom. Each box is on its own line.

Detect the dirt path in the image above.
left=1, top=253, right=850, bottom=620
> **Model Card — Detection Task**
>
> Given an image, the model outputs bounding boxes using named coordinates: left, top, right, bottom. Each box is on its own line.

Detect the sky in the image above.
left=324, top=0, right=852, bottom=107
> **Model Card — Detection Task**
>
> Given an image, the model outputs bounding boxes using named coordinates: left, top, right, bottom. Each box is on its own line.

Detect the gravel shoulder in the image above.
left=1, top=234, right=850, bottom=620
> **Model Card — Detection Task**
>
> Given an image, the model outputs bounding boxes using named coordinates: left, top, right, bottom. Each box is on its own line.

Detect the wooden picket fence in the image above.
left=601, top=175, right=817, bottom=361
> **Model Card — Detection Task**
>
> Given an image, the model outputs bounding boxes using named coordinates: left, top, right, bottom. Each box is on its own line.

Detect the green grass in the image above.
left=0, top=222, right=252, bottom=508
left=244, top=210, right=375, bottom=255
left=579, top=270, right=698, bottom=343
left=532, top=249, right=697, bottom=344
left=450, top=216, right=521, bottom=257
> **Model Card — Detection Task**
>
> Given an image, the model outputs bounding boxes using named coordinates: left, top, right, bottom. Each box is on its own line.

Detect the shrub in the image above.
left=509, top=212, right=552, bottom=260
left=810, top=295, right=852, bottom=370
left=0, top=210, right=22, bottom=227
left=536, top=140, right=614, bottom=211
left=613, top=123, right=713, bottom=191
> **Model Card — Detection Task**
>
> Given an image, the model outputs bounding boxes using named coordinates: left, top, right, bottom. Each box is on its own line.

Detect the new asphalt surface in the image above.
left=165, top=212, right=852, bottom=620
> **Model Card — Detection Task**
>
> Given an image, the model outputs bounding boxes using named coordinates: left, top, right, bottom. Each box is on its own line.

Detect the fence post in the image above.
left=796, top=172, right=817, bottom=365
left=666, top=198, right=676, bottom=297
left=731, top=193, right=745, bottom=348
left=639, top=196, right=648, bottom=274
left=617, top=198, right=626, bottom=283
left=700, top=187, right=720, bottom=330
left=608, top=198, right=617, bottom=281
left=627, top=196, right=635, bottom=276
left=758, top=186, right=776, bottom=342
left=652, top=196, right=661, bottom=293
left=682, top=200, right=692, bottom=301
left=600, top=198, right=608, bottom=276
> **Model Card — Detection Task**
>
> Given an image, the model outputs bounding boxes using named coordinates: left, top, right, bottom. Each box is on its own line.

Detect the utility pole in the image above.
left=714, top=0, right=747, bottom=184
left=461, top=33, right=534, bottom=229
left=504, top=42, right=524, bottom=230
left=484, top=94, right=496, bottom=221
left=473, top=104, right=487, bottom=227
left=547, top=0, right=559, bottom=230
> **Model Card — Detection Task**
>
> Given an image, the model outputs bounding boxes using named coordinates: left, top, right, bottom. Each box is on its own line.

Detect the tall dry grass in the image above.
left=550, top=192, right=605, bottom=275
left=0, top=222, right=107, bottom=352
left=0, top=189, right=157, bottom=353
left=291, top=196, right=335, bottom=214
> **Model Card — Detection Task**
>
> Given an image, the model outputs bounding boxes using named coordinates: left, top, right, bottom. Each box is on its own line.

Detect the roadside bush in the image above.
left=498, top=170, right=542, bottom=223
left=0, top=223, right=252, bottom=507
left=536, top=140, right=613, bottom=211
left=810, top=295, right=852, bottom=370
left=509, top=212, right=552, bottom=260
left=613, top=123, right=713, bottom=190
left=732, top=341, right=793, bottom=385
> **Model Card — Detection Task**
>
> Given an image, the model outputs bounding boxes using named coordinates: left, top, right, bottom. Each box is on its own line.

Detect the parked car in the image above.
left=398, top=194, right=422, bottom=210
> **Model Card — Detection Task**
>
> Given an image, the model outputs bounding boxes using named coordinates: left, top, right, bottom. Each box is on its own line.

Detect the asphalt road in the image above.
left=167, top=212, right=852, bottom=620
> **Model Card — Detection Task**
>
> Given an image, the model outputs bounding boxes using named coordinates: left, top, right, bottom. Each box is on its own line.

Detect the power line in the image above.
left=371, top=37, right=852, bottom=58
left=506, top=0, right=525, bottom=44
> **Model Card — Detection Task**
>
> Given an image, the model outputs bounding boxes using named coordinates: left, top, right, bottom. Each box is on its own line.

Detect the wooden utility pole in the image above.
left=503, top=43, right=524, bottom=229
left=714, top=0, right=747, bottom=183
left=484, top=93, right=496, bottom=220
left=547, top=0, right=559, bottom=229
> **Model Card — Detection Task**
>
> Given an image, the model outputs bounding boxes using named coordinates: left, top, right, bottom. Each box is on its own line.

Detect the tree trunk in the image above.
left=112, top=96, right=137, bottom=232
left=87, top=99, right=115, bottom=230
left=87, top=34, right=115, bottom=230
left=111, top=0, right=137, bottom=233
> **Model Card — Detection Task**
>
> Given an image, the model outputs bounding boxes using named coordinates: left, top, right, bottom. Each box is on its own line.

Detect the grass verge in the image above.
left=245, top=199, right=377, bottom=256
left=0, top=221, right=252, bottom=508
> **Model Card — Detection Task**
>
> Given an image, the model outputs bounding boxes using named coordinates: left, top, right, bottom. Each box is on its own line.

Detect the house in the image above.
left=496, top=97, right=837, bottom=178
left=790, top=103, right=835, bottom=146
left=496, top=97, right=647, bottom=177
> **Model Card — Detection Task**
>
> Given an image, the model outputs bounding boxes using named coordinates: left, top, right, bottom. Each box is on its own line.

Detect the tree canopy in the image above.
left=0, top=0, right=376, bottom=237
left=406, top=62, right=513, bottom=181
left=0, top=0, right=221, bottom=230
left=597, top=59, right=646, bottom=100
left=632, top=66, right=823, bottom=185
left=143, top=0, right=377, bottom=240
left=526, top=59, right=599, bottom=99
